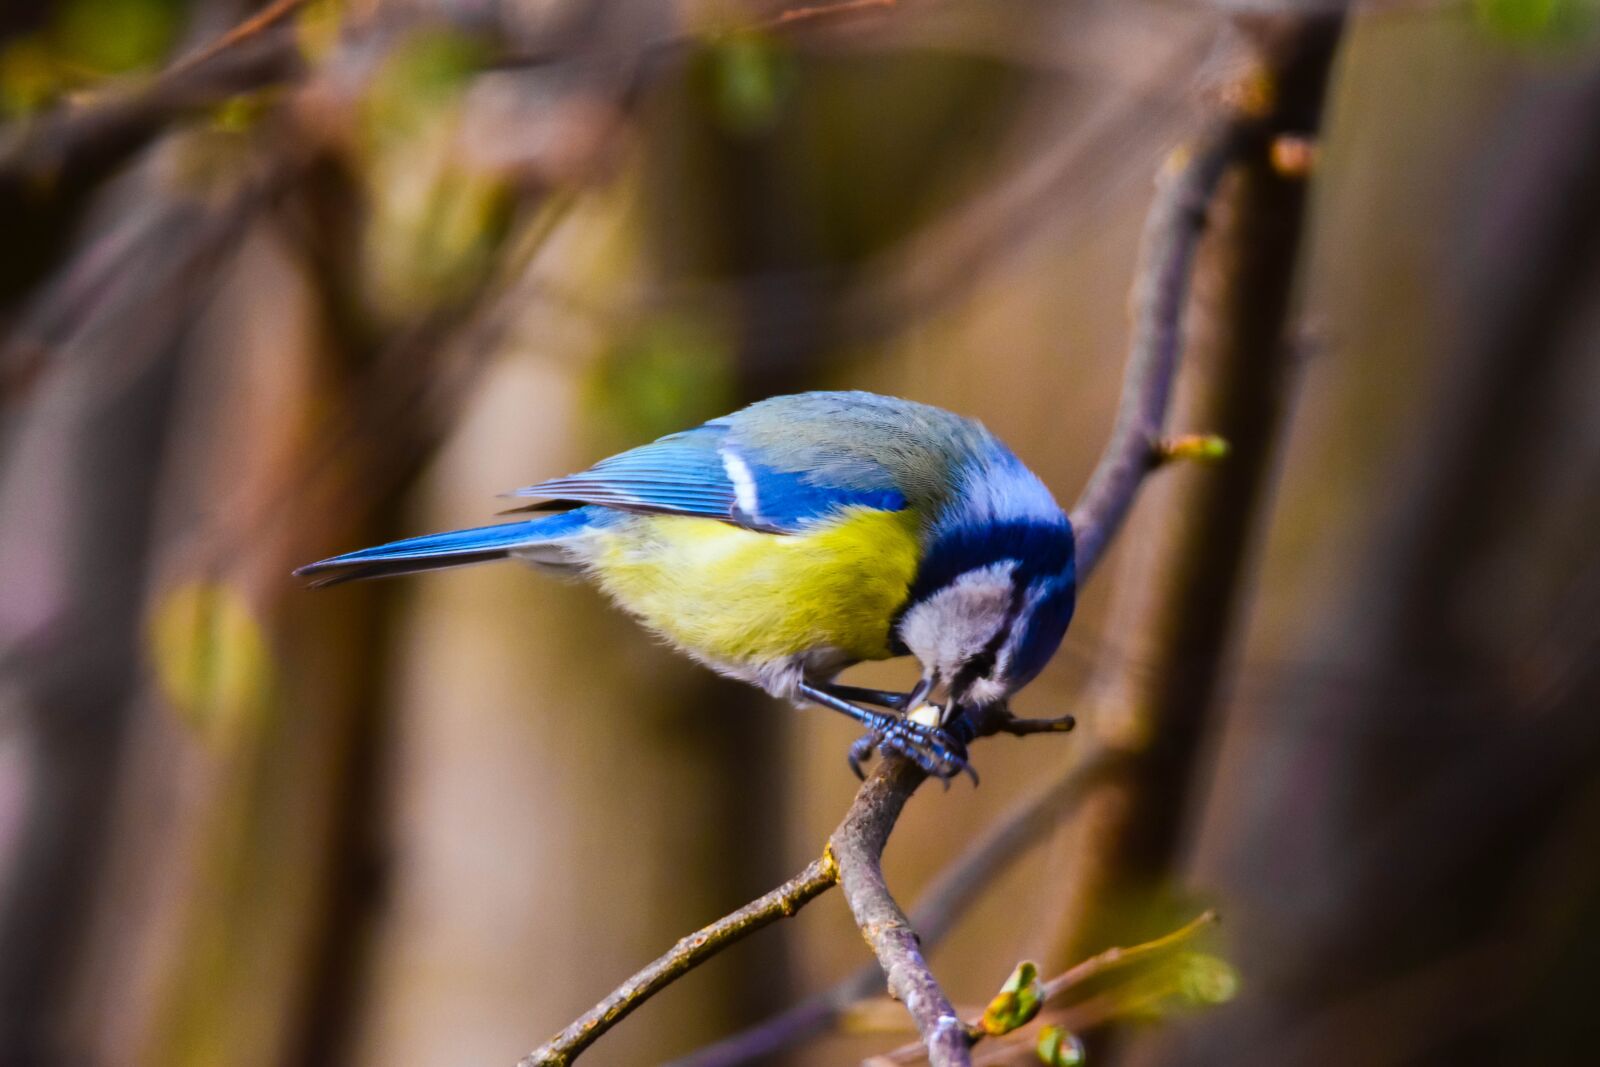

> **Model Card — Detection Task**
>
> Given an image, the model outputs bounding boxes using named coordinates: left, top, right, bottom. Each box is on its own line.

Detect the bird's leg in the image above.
left=797, top=680, right=973, bottom=783
left=812, top=682, right=912, bottom=710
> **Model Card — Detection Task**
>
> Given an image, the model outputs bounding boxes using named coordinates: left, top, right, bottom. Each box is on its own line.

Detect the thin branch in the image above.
left=517, top=856, right=839, bottom=1067
left=830, top=762, right=971, bottom=1066
left=1067, top=119, right=1251, bottom=578
left=812, top=111, right=1254, bottom=1066
left=768, top=0, right=899, bottom=29
left=662, top=91, right=1258, bottom=1067
left=529, top=22, right=1273, bottom=1067
left=1041, top=907, right=1217, bottom=999
left=1042, top=10, right=1346, bottom=972
left=163, top=0, right=313, bottom=81
left=664, top=750, right=1123, bottom=1067
left=870, top=909, right=1219, bottom=1064
left=987, top=713, right=1078, bottom=737
left=0, top=31, right=302, bottom=194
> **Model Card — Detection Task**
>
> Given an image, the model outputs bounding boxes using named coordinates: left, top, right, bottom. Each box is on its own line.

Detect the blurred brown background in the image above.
left=2, top=0, right=1600, bottom=1064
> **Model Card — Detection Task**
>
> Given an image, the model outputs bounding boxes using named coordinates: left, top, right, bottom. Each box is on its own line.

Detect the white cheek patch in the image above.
left=721, top=448, right=760, bottom=519
left=897, top=561, right=1017, bottom=682
left=964, top=675, right=1009, bottom=705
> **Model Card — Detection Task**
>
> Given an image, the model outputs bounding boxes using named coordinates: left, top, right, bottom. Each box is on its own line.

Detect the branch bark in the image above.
left=1045, top=13, right=1345, bottom=979
left=663, top=749, right=1123, bottom=1067
left=814, top=102, right=1267, bottom=1067
left=831, top=763, right=969, bottom=1065
left=518, top=857, right=839, bottom=1067
left=1068, top=120, right=1249, bottom=577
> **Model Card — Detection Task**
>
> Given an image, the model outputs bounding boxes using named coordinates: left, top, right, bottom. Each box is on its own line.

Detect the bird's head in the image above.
left=891, top=519, right=1076, bottom=719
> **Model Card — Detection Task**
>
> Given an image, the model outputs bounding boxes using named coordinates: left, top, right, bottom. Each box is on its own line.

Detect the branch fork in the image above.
left=519, top=16, right=1339, bottom=1063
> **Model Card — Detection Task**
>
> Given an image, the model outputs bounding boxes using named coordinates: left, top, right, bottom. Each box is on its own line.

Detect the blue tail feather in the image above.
left=295, top=510, right=597, bottom=588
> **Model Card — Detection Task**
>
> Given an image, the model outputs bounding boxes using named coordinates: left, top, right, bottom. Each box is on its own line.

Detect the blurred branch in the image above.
left=518, top=856, right=840, bottom=1067
left=0, top=34, right=302, bottom=197
left=0, top=159, right=289, bottom=418
left=164, top=0, right=314, bottom=81
left=1041, top=907, right=1216, bottom=999
left=839, top=10, right=1213, bottom=351
left=769, top=0, right=899, bottom=30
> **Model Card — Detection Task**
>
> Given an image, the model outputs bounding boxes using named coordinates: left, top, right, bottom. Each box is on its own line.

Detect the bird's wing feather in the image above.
left=507, top=415, right=908, bottom=534
left=508, top=424, right=737, bottom=518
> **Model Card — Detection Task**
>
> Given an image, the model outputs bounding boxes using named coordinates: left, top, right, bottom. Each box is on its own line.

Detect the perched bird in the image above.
left=296, top=391, right=1075, bottom=780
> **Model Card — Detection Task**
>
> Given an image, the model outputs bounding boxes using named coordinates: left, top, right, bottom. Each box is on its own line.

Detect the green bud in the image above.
left=1037, top=1025, right=1085, bottom=1066
left=982, top=960, right=1043, bottom=1035
left=1161, top=433, right=1231, bottom=464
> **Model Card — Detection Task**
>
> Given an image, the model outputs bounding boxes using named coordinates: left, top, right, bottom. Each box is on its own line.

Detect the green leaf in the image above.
left=56, top=0, right=178, bottom=74
left=1475, top=0, right=1600, bottom=45
left=707, top=31, right=794, bottom=135
left=1176, top=952, right=1240, bottom=1006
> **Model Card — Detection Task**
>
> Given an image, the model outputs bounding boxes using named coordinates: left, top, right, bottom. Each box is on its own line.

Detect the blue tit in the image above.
left=297, top=391, right=1075, bottom=780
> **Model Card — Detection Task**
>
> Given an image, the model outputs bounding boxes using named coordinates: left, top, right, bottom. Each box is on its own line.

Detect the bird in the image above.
left=296, top=391, right=1076, bottom=781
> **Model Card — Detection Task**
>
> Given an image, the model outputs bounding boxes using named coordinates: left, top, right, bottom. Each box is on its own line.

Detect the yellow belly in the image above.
left=587, top=507, right=921, bottom=667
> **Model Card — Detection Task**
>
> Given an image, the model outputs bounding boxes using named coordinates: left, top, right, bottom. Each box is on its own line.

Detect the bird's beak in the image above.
left=904, top=673, right=935, bottom=712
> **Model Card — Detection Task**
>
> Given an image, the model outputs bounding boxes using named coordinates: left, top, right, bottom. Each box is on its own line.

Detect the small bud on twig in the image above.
left=1156, top=433, right=1231, bottom=466
left=1223, top=66, right=1276, bottom=120
left=1036, top=1025, right=1085, bottom=1066
left=1270, top=135, right=1317, bottom=178
left=981, top=961, right=1043, bottom=1036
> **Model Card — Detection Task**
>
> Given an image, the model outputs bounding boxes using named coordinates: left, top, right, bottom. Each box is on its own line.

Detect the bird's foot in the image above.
left=847, top=720, right=977, bottom=786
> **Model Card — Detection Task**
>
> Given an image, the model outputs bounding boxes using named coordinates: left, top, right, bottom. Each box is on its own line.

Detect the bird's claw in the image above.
left=846, top=720, right=976, bottom=786
left=847, top=732, right=878, bottom=781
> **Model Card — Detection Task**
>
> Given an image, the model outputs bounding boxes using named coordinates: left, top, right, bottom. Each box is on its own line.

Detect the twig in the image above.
left=769, top=0, right=898, bottom=29
left=665, top=750, right=1122, bottom=1067
left=517, top=856, right=839, bottom=1067
left=1042, top=10, right=1346, bottom=971
left=871, top=910, right=1219, bottom=1064
left=830, top=762, right=971, bottom=1066
left=663, top=87, right=1256, bottom=1067
left=529, top=23, right=1265, bottom=1067
left=1040, top=908, right=1216, bottom=999
left=987, top=712, right=1078, bottom=737
left=0, top=27, right=302, bottom=193
left=809, top=111, right=1252, bottom=1066
left=1067, top=120, right=1251, bottom=578
left=163, top=0, right=313, bottom=81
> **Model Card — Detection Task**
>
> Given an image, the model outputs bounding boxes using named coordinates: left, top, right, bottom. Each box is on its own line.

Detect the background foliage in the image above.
left=2, top=1, right=1599, bottom=1064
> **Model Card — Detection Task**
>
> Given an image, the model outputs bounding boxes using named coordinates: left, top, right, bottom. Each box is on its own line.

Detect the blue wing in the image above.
left=510, top=424, right=736, bottom=517
left=507, top=416, right=906, bottom=534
